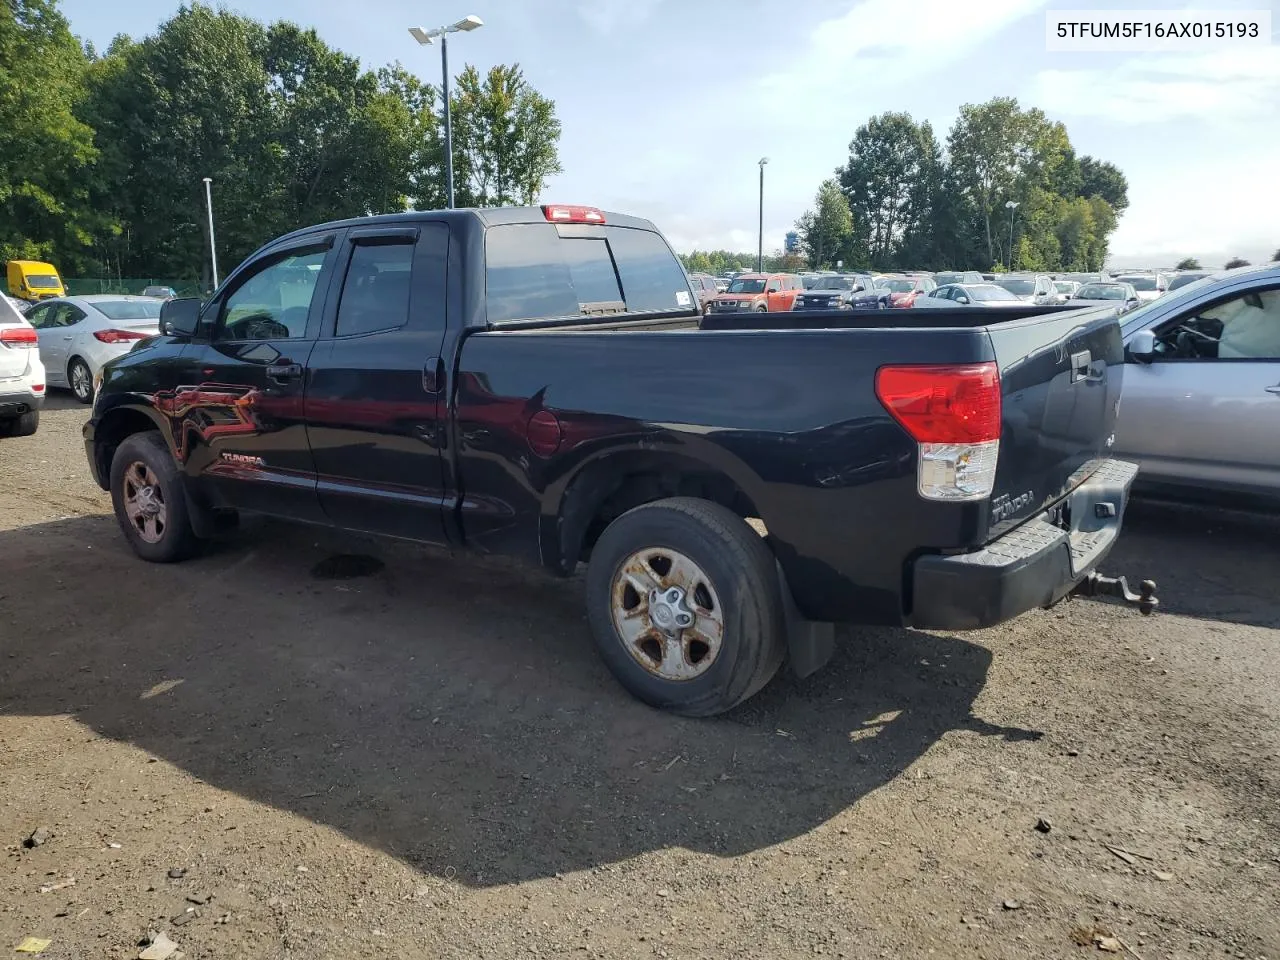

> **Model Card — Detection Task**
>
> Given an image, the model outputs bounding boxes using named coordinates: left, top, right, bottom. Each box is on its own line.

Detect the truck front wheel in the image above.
left=586, top=497, right=785, bottom=716
left=109, top=432, right=201, bottom=563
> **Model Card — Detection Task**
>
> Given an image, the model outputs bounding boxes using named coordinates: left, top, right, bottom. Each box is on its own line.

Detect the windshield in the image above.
left=883, top=279, right=915, bottom=293
left=1076, top=284, right=1126, bottom=300
left=1120, top=273, right=1220, bottom=334
left=1167, top=273, right=1206, bottom=291
left=969, top=285, right=1020, bottom=301
left=727, top=278, right=766, bottom=294
left=812, top=277, right=854, bottom=290
left=995, top=278, right=1035, bottom=296
left=93, top=299, right=164, bottom=320
left=1054, top=281, right=1075, bottom=293
left=27, top=274, right=61, bottom=289
left=1119, top=276, right=1158, bottom=291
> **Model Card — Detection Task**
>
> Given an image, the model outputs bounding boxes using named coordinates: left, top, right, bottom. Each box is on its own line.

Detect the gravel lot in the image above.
left=2, top=393, right=1278, bottom=959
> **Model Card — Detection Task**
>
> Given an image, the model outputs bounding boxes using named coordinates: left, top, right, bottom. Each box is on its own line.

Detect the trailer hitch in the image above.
left=1072, top=573, right=1158, bottom=615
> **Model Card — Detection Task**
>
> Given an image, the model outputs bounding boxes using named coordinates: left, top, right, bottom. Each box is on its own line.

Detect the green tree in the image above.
left=1174, top=257, right=1202, bottom=270
left=946, top=97, right=1038, bottom=268
left=837, top=112, right=938, bottom=267
left=449, top=64, right=561, bottom=207
left=795, top=179, right=852, bottom=268
left=1271, top=248, right=1280, bottom=262
left=1078, top=156, right=1129, bottom=213
left=1224, top=257, right=1250, bottom=269
left=0, top=0, right=100, bottom=269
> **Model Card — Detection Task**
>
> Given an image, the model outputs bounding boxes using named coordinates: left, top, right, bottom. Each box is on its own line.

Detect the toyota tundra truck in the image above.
left=83, top=204, right=1155, bottom=716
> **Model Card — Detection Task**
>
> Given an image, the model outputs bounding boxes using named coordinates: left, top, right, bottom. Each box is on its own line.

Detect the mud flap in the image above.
left=777, top=561, right=836, bottom=678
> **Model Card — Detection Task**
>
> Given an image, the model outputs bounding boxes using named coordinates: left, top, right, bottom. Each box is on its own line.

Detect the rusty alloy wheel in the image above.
left=121, top=460, right=167, bottom=544
left=610, top=547, right=725, bottom=681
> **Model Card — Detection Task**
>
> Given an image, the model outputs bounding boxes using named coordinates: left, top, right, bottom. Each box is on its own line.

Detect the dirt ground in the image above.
left=1, top=393, right=1278, bottom=960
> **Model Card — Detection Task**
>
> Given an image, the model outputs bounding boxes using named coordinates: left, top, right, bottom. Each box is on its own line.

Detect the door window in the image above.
left=217, top=247, right=328, bottom=341
left=51, top=304, right=85, bottom=327
left=335, top=242, right=414, bottom=337
left=1152, top=287, right=1280, bottom=361
left=25, top=303, right=55, bottom=328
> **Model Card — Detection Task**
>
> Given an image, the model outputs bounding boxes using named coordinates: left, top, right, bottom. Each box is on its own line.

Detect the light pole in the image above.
left=409, top=15, right=484, bottom=209
left=757, top=157, right=769, bottom=272
left=1005, top=200, right=1019, bottom=271
left=202, top=177, right=219, bottom=289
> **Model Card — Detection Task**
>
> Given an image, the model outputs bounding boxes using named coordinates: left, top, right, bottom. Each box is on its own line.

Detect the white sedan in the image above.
left=23, top=295, right=163, bottom=403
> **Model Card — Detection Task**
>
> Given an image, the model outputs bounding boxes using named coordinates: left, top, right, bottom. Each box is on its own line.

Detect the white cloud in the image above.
left=757, top=0, right=1050, bottom=110
left=576, top=0, right=664, bottom=36
left=1030, top=49, right=1280, bottom=123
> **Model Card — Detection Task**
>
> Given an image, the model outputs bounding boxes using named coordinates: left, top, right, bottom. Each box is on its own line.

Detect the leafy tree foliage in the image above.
left=2, top=1, right=561, bottom=284
left=1224, top=257, right=1250, bottom=269
left=795, top=99, right=1130, bottom=273
left=795, top=180, right=853, bottom=269
left=1174, top=257, right=1202, bottom=270
left=0, top=0, right=100, bottom=268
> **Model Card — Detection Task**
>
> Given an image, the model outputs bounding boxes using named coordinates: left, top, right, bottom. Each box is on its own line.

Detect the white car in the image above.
left=23, top=295, right=163, bottom=404
left=0, top=294, right=45, bottom=436
left=913, top=283, right=1028, bottom=307
left=1113, top=273, right=1169, bottom=303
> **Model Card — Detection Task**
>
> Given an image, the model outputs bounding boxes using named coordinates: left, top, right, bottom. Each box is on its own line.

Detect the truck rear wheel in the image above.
left=585, top=497, right=785, bottom=716
left=109, top=432, right=200, bottom=563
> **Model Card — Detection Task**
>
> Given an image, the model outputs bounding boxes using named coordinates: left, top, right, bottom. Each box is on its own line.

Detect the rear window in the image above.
left=484, top=222, right=690, bottom=324
left=93, top=299, right=164, bottom=320
left=606, top=226, right=691, bottom=312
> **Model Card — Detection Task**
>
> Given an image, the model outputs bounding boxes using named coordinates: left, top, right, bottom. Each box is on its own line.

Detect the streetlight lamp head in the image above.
left=1005, top=200, right=1019, bottom=209
left=759, top=156, right=770, bottom=166
left=408, top=26, right=435, bottom=44
left=453, top=14, right=483, bottom=31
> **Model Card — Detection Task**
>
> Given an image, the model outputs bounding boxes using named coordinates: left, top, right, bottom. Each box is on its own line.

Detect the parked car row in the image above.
left=688, top=266, right=1196, bottom=316
left=0, top=296, right=166, bottom=434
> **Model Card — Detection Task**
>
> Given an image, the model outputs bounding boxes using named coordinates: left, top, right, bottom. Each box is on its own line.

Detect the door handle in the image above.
left=62, top=336, right=74, bottom=341
left=422, top=356, right=446, bottom=394
left=1266, top=385, right=1280, bottom=395
left=266, top=362, right=303, bottom=383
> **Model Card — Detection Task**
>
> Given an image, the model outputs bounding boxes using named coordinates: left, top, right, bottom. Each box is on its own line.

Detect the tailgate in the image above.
left=986, top=306, right=1124, bottom=537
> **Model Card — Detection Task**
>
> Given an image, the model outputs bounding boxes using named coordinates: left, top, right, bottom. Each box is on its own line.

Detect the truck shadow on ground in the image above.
left=2, top=515, right=1039, bottom=887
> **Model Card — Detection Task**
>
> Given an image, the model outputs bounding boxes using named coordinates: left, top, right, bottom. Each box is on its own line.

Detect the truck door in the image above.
left=304, top=223, right=452, bottom=544
left=178, top=236, right=338, bottom=523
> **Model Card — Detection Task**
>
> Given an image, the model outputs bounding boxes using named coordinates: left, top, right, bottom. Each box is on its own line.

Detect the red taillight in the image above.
left=542, top=204, right=606, bottom=224
left=93, top=329, right=150, bottom=344
left=0, top=325, right=38, bottom=346
left=32, top=383, right=45, bottom=393
left=875, top=363, right=1002, bottom=443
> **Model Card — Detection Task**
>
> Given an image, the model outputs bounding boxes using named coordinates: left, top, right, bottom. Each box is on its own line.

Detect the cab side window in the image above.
left=335, top=242, right=414, bottom=337
left=216, top=247, right=328, bottom=342
left=1153, top=287, right=1280, bottom=361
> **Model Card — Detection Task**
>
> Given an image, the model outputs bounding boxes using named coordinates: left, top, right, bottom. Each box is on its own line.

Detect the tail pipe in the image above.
left=1072, top=573, right=1158, bottom=616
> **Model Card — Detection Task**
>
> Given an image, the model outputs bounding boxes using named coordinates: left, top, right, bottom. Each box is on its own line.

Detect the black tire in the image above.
left=0, top=410, right=39, bottom=437
left=754, top=303, right=767, bottom=312
left=68, top=357, right=94, bottom=404
left=109, top=431, right=200, bottom=563
left=585, top=497, right=786, bottom=717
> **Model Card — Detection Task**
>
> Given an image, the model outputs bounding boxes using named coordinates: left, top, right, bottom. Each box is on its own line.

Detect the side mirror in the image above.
left=1126, top=329, right=1156, bottom=363
left=159, top=297, right=202, bottom=337
left=956, top=295, right=971, bottom=305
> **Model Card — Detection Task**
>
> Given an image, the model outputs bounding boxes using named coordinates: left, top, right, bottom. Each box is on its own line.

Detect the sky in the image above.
left=60, top=0, right=1280, bottom=269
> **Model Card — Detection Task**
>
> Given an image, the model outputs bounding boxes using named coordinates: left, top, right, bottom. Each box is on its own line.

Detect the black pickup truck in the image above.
left=84, top=205, right=1155, bottom=716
